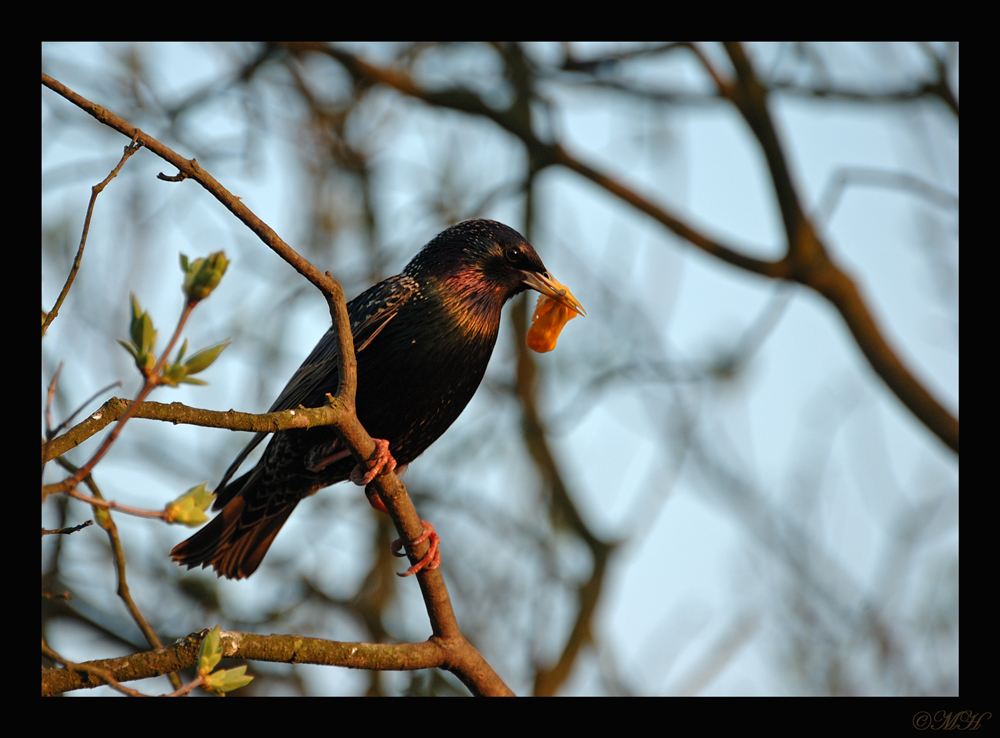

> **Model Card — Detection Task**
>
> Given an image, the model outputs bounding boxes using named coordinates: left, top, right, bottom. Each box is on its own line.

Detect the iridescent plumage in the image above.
left=171, top=219, right=583, bottom=579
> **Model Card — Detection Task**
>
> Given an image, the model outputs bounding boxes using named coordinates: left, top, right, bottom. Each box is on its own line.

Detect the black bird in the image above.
left=171, top=219, right=585, bottom=579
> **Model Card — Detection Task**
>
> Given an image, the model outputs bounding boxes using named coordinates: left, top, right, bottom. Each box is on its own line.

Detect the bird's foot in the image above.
left=391, top=520, right=441, bottom=577
left=365, top=489, right=441, bottom=577
left=349, top=438, right=397, bottom=485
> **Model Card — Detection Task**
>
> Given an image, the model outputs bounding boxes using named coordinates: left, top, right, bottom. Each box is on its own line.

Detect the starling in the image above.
left=170, top=219, right=585, bottom=579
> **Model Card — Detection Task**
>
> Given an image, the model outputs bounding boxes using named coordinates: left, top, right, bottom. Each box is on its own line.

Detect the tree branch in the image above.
left=719, top=43, right=957, bottom=452
left=42, top=630, right=513, bottom=697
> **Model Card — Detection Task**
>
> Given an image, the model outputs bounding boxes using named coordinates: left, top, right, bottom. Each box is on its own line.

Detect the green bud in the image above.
left=182, top=251, right=228, bottom=302
left=165, top=483, right=214, bottom=526
left=196, top=625, right=253, bottom=694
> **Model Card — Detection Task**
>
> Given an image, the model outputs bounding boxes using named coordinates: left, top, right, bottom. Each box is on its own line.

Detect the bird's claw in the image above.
left=393, top=520, right=441, bottom=577
left=350, top=438, right=397, bottom=485
left=356, top=441, right=438, bottom=576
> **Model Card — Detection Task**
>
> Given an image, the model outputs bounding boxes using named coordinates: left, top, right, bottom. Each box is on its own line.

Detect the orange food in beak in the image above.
left=526, top=294, right=579, bottom=353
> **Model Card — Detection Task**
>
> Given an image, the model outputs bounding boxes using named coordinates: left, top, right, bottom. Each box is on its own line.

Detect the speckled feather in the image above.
left=171, top=219, right=554, bottom=579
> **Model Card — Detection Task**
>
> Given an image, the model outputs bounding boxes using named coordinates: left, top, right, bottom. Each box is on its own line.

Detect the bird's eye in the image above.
left=505, top=246, right=522, bottom=263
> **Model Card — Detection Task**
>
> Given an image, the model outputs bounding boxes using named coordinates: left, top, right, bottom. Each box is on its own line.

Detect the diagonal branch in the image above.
left=719, top=43, right=957, bottom=452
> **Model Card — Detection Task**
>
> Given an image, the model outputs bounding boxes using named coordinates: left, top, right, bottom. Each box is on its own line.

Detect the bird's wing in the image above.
left=216, top=275, right=420, bottom=490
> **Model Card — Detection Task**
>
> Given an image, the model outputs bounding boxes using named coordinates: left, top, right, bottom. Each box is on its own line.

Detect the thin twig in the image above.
left=42, top=132, right=142, bottom=336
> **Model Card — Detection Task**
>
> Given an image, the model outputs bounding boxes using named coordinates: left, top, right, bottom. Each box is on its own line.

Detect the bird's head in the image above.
left=406, top=219, right=585, bottom=334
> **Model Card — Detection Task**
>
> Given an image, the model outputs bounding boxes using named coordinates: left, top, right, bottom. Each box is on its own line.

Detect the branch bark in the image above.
left=42, top=630, right=514, bottom=696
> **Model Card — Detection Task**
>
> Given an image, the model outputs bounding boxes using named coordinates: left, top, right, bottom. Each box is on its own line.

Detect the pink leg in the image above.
left=349, top=438, right=397, bottom=485
left=366, top=488, right=441, bottom=577
left=391, top=520, right=441, bottom=577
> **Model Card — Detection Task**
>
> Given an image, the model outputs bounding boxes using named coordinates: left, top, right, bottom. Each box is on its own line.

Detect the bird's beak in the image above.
left=521, top=270, right=587, bottom=317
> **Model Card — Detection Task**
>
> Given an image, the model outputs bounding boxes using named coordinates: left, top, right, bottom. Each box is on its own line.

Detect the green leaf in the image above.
left=157, top=339, right=229, bottom=387
left=182, top=340, right=231, bottom=375
left=128, top=293, right=156, bottom=354
left=198, top=625, right=223, bottom=673
left=122, top=295, right=157, bottom=373
left=203, top=666, right=253, bottom=694
left=117, top=339, right=139, bottom=362
left=128, top=294, right=143, bottom=347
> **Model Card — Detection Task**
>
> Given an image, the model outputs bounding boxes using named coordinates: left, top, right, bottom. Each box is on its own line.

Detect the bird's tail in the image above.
left=170, top=478, right=299, bottom=580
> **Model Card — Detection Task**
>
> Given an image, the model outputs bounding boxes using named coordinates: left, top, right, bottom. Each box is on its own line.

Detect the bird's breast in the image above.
left=352, top=299, right=500, bottom=466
